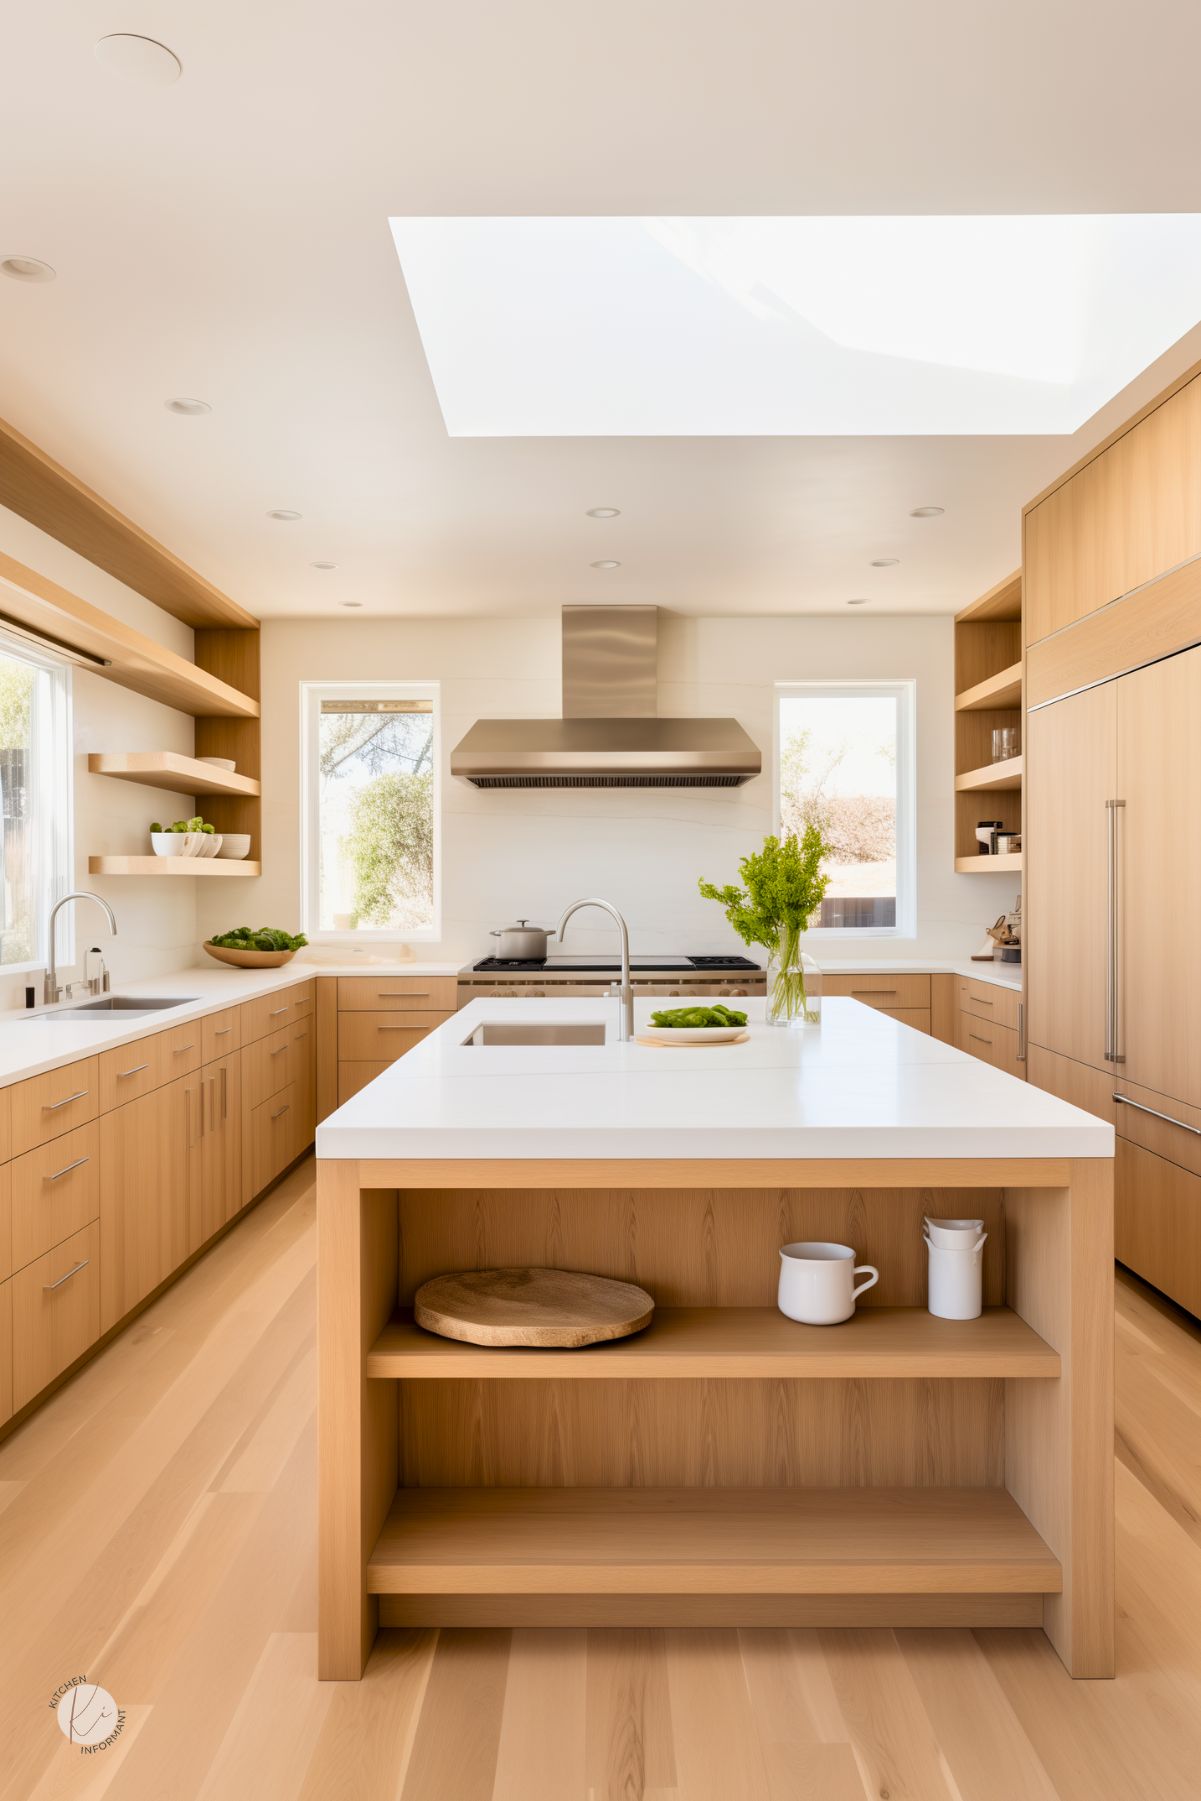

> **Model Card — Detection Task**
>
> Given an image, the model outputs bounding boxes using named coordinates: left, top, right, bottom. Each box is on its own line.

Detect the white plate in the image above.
left=639, top=1025, right=748, bottom=1045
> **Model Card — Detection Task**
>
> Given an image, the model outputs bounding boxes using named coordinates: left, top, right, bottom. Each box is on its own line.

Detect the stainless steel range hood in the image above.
left=450, top=606, right=762, bottom=789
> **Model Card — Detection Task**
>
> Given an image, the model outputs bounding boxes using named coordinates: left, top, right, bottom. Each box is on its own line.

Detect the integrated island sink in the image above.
left=463, top=1021, right=608, bottom=1047
left=38, top=995, right=197, bottom=1021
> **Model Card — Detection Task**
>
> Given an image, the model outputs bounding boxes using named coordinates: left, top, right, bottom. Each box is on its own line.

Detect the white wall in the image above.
left=0, top=505, right=199, bottom=1010
left=201, top=611, right=1016, bottom=966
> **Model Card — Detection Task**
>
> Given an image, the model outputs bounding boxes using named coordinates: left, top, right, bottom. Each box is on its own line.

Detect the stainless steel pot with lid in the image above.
left=490, top=919, right=552, bottom=960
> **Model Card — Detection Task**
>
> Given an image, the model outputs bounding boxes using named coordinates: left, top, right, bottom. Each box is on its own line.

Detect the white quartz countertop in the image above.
left=820, top=958, right=1022, bottom=991
left=0, top=957, right=456, bottom=1089
left=316, top=995, right=1109, bottom=1164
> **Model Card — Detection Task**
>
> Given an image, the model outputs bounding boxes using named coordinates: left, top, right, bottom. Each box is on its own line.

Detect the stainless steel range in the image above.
left=457, top=953, right=765, bottom=1002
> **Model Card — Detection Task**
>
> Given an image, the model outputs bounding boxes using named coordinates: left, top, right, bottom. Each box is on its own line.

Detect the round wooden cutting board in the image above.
left=414, top=1267, right=655, bottom=1349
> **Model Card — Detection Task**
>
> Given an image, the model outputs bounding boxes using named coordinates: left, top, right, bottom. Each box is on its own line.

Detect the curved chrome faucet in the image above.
left=45, top=891, right=118, bottom=1005
left=555, top=897, right=633, bottom=1042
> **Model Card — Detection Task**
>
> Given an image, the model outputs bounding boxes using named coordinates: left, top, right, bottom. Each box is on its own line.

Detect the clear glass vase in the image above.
left=766, top=926, right=821, bottom=1027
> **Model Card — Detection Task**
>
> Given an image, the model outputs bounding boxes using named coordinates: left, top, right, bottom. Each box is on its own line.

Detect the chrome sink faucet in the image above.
left=555, top=897, right=634, bottom=1042
left=44, top=891, right=118, bottom=1005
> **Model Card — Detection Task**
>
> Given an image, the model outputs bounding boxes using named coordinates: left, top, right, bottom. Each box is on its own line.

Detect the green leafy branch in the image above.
left=698, top=826, right=832, bottom=955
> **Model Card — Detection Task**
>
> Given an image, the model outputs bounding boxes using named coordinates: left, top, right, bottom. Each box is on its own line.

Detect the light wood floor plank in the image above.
left=1, top=1167, right=1198, bottom=1801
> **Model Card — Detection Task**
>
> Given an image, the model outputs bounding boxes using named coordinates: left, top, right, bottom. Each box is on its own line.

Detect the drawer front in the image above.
left=290, top=982, right=315, bottom=1019
left=1027, top=1045, right=1117, bottom=1123
left=1116, top=1138, right=1201, bottom=1317
left=879, top=1008, right=931, bottom=1035
left=202, top=1005, right=241, bottom=1063
left=338, top=1060, right=394, bottom=1105
left=337, top=1012, right=448, bottom=1063
left=244, top=1023, right=294, bottom=1111
left=957, top=977, right=1020, bottom=1033
left=958, top=1015, right=1025, bottom=1080
left=12, top=1058, right=99, bottom=1156
left=241, top=984, right=311, bottom=1046
left=0, top=1087, right=11, bottom=1164
left=98, top=1038, right=162, bottom=1112
left=821, top=973, right=931, bottom=1010
left=337, top=975, right=458, bottom=1012
left=0, top=1165, right=10, bottom=1283
left=249, top=1082, right=299, bottom=1195
left=1112, top=1076, right=1201, bottom=1181
left=161, top=1020, right=202, bottom=1079
left=0, top=1277, right=10, bottom=1426
left=11, top=1121, right=100, bottom=1272
left=12, top=1219, right=100, bottom=1412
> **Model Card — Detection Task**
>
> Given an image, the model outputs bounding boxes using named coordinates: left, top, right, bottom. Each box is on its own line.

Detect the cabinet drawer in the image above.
left=337, top=975, right=458, bottom=1012
left=98, top=1039, right=161, bottom=1112
left=241, top=983, right=312, bottom=1046
left=1112, top=1077, right=1201, bottom=1181
left=244, top=1023, right=294, bottom=1110
left=11, top=1121, right=100, bottom=1272
left=338, top=1060, right=393, bottom=1105
left=11, top=1059, right=99, bottom=1156
left=248, top=1082, right=299, bottom=1195
left=957, top=977, right=1020, bottom=1033
left=202, top=1005, right=241, bottom=1063
left=958, top=1015, right=1025, bottom=1080
left=1027, top=1045, right=1116, bottom=1122
left=0, top=1277, right=10, bottom=1427
left=821, top=973, right=931, bottom=1010
left=160, top=1020, right=202, bottom=1079
left=337, top=1012, right=448, bottom=1062
left=12, top=1219, right=100, bottom=1412
left=879, top=1008, right=931, bottom=1035
left=0, top=1165, right=10, bottom=1283
left=1116, top=1138, right=1201, bottom=1317
left=290, top=982, right=315, bottom=1019
left=0, top=1087, right=11, bottom=1164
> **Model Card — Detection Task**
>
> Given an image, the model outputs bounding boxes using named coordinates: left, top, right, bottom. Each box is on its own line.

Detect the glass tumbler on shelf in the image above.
left=991, top=725, right=1019, bottom=762
left=766, top=929, right=822, bottom=1027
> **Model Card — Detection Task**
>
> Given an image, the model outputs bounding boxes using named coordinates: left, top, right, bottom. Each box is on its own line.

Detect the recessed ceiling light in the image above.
left=586, top=507, right=621, bottom=518
left=94, top=34, right=182, bottom=86
left=847, top=598, right=869, bottom=606
left=311, top=561, right=338, bottom=570
left=870, top=557, right=900, bottom=567
left=164, top=397, right=211, bottom=416
left=266, top=508, right=302, bottom=521
left=1, top=256, right=56, bottom=283
left=909, top=505, right=944, bottom=518
left=338, top=600, right=363, bottom=609
left=591, top=560, right=621, bottom=570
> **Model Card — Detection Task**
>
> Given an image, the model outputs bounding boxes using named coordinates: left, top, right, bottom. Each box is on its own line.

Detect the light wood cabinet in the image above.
left=199, top=1050, right=241, bottom=1242
left=11, top=1058, right=99, bottom=1156
left=99, top=1079, right=185, bottom=1331
left=1115, top=1138, right=1201, bottom=1318
left=0, top=1087, right=12, bottom=1165
left=243, top=1021, right=295, bottom=1110
left=337, top=975, right=457, bottom=1012
left=202, top=1004, right=241, bottom=1063
left=98, top=1038, right=163, bottom=1112
left=337, top=1012, right=453, bottom=1062
left=957, top=978, right=1020, bottom=1034
left=241, top=981, right=314, bottom=1046
left=956, top=1013, right=1025, bottom=1080
left=0, top=1278, right=10, bottom=1426
left=337, top=1059, right=393, bottom=1105
left=0, top=1164, right=10, bottom=1284
left=12, top=1220, right=100, bottom=1412
left=248, top=1082, right=299, bottom=1196
left=10, top=1121, right=100, bottom=1272
left=1115, top=646, right=1201, bottom=1107
left=1025, top=681, right=1116, bottom=1072
left=821, top=972, right=931, bottom=1011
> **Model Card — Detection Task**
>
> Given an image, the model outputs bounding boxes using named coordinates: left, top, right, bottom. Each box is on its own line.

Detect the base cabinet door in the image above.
left=99, top=1081, right=187, bottom=1332
left=12, top=1220, right=100, bottom=1411
left=199, top=1051, right=241, bottom=1242
left=0, top=1278, right=12, bottom=1425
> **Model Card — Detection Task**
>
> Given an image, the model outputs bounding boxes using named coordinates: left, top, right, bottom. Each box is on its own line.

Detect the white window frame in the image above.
left=0, top=630, right=74, bottom=974
left=774, top=679, right=916, bottom=940
left=300, top=680, right=441, bottom=943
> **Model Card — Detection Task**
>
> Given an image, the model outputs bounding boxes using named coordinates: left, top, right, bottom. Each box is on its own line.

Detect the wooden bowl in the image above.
left=202, top=942, right=297, bottom=969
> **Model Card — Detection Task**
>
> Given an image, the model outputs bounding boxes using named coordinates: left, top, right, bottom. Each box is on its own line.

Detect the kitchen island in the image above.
left=316, top=996, right=1114, bottom=1680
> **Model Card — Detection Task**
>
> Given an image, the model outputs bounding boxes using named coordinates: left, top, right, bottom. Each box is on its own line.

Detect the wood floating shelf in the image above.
left=87, top=855, right=261, bottom=877
left=87, top=752, right=261, bottom=799
left=0, top=551, right=258, bottom=719
left=0, top=413, right=257, bottom=630
left=366, top=1486, right=1062, bottom=1598
left=368, top=1305, right=1060, bottom=1381
left=955, top=853, right=1023, bottom=875
left=955, top=570, right=1023, bottom=624
left=955, top=755, right=1024, bottom=794
left=955, top=662, right=1023, bottom=713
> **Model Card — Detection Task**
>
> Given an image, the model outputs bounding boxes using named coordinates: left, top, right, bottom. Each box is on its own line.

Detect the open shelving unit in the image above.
left=87, top=751, right=261, bottom=799
left=953, top=571, right=1023, bottom=873
left=87, top=855, right=261, bottom=877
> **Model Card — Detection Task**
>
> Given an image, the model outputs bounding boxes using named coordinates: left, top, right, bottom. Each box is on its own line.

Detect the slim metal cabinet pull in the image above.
left=116, top=1063, right=149, bottom=1080
left=221, top=1064, right=228, bottom=1122
left=48, top=1155, right=89, bottom=1182
left=44, top=1089, right=88, bottom=1111
left=1017, top=1001, right=1026, bottom=1062
left=44, top=1258, right=89, bottom=1291
left=968, top=1032, right=993, bottom=1047
left=1105, top=800, right=1126, bottom=1064
left=269, top=1006, right=289, bottom=1017
left=213, top=1026, right=232, bottom=1036
left=379, top=990, right=429, bottom=998
left=852, top=988, right=897, bottom=996
left=1112, top=1093, right=1201, bottom=1136
left=270, top=1103, right=290, bottom=1120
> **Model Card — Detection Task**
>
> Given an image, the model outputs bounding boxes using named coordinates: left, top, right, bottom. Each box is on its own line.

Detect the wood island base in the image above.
left=317, top=1156, right=1113, bottom=1681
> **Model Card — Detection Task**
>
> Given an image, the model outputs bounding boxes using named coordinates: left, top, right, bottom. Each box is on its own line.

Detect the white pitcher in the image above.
left=924, top=1229, right=987, bottom=1320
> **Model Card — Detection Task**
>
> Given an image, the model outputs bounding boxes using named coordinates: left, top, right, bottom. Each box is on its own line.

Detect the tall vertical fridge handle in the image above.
left=1106, top=799, right=1125, bottom=1064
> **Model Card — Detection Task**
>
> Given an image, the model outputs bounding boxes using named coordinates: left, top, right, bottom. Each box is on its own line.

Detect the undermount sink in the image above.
left=463, top=1021, right=608, bottom=1047
left=39, top=995, right=197, bottom=1021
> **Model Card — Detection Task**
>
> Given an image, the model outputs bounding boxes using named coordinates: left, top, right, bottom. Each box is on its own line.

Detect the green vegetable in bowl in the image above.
left=209, top=925, right=308, bottom=952
left=649, top=1004, right=747, bottom=1029
left=150, top=816, right=217, bottom=834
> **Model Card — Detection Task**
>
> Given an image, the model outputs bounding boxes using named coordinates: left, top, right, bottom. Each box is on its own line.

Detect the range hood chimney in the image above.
left=450, top=605, right=761, bottom=789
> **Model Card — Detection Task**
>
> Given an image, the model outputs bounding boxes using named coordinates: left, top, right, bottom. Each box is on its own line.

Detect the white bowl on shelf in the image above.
left=217, top=834, right=252, bottom=860
left=151, top=831, right=222, bottom=858
left=199, top=756, right=236, bottom=772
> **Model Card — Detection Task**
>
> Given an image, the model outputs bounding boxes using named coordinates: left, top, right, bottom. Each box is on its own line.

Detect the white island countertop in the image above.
left=316, top=995, right=1111, bottom=1164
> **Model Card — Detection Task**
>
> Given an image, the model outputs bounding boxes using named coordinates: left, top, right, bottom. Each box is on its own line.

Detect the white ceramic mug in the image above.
left=778, top=1241, right=880, bottom=1326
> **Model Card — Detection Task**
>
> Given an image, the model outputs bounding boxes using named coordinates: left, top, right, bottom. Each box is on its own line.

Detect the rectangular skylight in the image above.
left=389, top=215, right=1201, bottom=436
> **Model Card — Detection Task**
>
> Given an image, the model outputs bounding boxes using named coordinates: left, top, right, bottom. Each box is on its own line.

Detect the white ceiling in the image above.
left=3, top=1, right=1201, bottom=621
